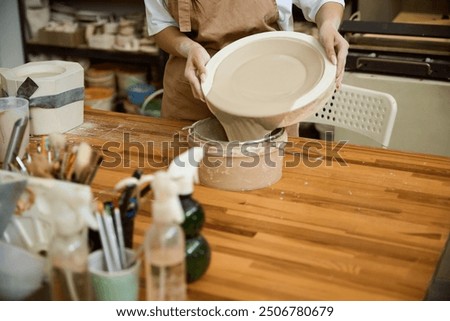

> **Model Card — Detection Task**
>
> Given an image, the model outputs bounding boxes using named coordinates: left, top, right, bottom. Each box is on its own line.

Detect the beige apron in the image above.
left=162, top=0, right=280, bottom=121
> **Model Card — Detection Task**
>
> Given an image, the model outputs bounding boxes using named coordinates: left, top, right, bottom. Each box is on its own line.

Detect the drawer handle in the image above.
left=356, top=57, right=432, bottom=76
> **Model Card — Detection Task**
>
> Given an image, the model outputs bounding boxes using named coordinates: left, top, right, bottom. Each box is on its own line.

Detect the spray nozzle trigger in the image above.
left=168, top=147, right=204, bottom=195
left=151, top=171, right=184, bottom=224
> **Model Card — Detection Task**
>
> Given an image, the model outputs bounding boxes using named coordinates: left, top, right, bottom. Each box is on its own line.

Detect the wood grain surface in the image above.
left=64, top=109, right=450, bottom=301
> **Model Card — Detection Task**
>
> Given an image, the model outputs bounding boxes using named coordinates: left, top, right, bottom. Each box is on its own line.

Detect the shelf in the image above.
left=18, top=0, right=166, bottom=82
left=24, top=42, right=166, bottom=82
left=25, top=42, right=161, bottom=65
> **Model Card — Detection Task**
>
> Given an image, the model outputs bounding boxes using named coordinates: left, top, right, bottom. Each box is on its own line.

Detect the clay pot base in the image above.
left=188, top=118, right=287, bottom=191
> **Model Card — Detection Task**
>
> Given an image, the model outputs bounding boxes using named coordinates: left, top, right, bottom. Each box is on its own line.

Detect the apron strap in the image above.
left=178, top=0, right=191, bottom=32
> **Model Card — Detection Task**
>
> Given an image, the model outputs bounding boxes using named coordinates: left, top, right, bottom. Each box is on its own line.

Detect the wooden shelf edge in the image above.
left=25, top=42, right=161, bottom=65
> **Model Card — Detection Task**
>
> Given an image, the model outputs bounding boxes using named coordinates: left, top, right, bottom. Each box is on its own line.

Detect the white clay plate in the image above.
left=202, top=31, right=336, bottom=118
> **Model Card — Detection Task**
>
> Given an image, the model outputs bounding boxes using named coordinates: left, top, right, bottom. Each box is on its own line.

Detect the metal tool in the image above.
left=2, top=116, right=28, bottom=170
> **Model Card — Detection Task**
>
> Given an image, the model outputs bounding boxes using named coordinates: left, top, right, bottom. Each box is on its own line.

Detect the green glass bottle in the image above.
left=185, top=234, right=211, bottom=283
left=179, top=194, right=211, bottom=283
left=180, top=194, right=205, bottom=238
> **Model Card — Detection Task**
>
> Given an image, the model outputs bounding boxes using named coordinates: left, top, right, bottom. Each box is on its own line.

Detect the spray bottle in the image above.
left=144, top=171, right=186, bottom=300
left=168, top=147, right=211, bottom=283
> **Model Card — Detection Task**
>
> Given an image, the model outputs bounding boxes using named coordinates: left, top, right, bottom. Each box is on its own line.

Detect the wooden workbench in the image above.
left=66, top=109, right=450, bottom=300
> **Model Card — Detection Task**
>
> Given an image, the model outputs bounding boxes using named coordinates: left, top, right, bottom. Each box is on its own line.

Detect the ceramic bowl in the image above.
left=201, top=31, right=336, bottom=130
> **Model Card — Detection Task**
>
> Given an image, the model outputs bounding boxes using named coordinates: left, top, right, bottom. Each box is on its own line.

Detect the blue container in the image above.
left=127, top=83, right=155, bottom=106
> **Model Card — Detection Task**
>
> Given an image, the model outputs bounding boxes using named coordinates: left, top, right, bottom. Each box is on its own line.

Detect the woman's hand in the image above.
left=315, top=3, right=349, bottom=89
left=184, top=43, right=210, bottom=102
left=318, top=21, right=348, bottom=89
left=153, top=27, right=210, bottom=101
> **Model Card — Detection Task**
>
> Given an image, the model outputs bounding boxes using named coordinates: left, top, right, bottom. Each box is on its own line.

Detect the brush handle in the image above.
left=85, top=153, right=103, bottom=185
left=96, top=213, right=115, bottom=272
left=104, top=213, right=121, bottom=271
left=114, top=207, right=127, bottom=269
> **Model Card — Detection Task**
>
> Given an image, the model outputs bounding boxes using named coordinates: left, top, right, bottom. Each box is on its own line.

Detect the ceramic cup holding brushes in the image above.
left=88, top=200, right=143, bottom=300
left=88, top=248, right=141, bottom=301
left=0, top=97, right=30, bottom=167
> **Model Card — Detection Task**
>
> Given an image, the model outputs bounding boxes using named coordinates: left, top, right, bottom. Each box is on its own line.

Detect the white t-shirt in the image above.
left=145, top=0, right=345, bottom=36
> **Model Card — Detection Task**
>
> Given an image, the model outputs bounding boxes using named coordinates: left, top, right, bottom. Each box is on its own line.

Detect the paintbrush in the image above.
left=49, top=132, right=66, bottom=177
left=40, top=136, right=50, bottom=162
left=84, top=150, right=103, bottom=185
left=25, top=153, right=53, bottom=178
left=71, top=142, right=92, bottom=184
left=49, top=133, right=66, bottom=159
left=64, top=146, right=77, bottom=181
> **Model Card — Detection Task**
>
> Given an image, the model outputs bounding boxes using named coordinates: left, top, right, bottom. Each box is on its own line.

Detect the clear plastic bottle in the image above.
left=145, top=171, right=186, bottom=301
left=49, top=228, right=92, bottom=301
